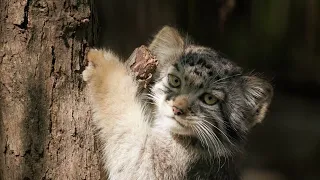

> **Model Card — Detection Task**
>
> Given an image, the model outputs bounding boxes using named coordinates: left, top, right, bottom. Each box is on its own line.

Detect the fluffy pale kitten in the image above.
left=82, top=26, right=273, bottom=180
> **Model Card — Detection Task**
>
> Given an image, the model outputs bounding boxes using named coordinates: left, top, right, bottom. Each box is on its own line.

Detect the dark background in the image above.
left=95, top=0, right=320, bottom=179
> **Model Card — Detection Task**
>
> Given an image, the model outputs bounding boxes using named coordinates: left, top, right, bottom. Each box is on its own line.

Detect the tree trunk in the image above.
left=0, top=0, right=102, bottom=179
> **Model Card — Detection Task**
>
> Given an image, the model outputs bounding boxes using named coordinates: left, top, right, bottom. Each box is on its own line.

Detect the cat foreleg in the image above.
left=83, top=49, right=144, bottom=136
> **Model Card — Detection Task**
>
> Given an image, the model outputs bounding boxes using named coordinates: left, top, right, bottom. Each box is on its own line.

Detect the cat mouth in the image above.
left=167, top=115, right=187, bottom=127
left=175, top=118, right=186, bottom=127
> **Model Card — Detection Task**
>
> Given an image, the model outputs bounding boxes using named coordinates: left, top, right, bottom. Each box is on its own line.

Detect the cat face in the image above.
left=149, top=27, right=273, bottom=156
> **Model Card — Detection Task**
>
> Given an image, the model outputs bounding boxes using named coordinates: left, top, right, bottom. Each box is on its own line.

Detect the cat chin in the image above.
left=158, top=116, right=194, bottom=136
left=170, top=126, right=194, bottom=136
left=155, top=96, right=194, bottom=135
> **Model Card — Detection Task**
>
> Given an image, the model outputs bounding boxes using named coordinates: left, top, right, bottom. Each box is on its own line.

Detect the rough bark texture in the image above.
left=0, top=0, right=101, bottom=179
left=129, top=45, right=158, bottom=89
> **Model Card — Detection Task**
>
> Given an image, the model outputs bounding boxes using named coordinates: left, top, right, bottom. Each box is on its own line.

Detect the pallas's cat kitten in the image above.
left=83, top=26, right=273, bottom=180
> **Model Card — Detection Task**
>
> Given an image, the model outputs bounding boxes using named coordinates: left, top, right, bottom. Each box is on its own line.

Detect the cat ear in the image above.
left=148, top=26, right=184, bottom=68
left=242, top=76, right=273, bottom=127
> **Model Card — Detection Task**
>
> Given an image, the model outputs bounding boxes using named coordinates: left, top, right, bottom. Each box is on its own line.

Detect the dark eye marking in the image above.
left=165, top=93, right=175, bottom=101
left=198, top=104, right=210, bottom=114
left=163, top=85, right=174, bottom=92
left=173, top=63, right=180, bottom=72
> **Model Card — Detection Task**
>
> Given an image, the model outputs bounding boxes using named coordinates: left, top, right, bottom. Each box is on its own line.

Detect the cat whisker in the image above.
left=197, top=114, right=239, bottom=146
left=189, top=116, right=226, bottom=156
left=145, top=93, right=157, bottom=100
left=204, top=123, right=231, bottom=158
left=195, top=122, right=221, bottom=157
left=201, top=119, right=236, bottom=147
left=193, top=125, right=212, bottom=157
left=201, top=121, right=231, bottom=158
left=199, top=122, right=226, bottom=156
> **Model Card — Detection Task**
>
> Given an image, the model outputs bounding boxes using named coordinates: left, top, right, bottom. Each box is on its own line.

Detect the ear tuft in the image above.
left=243, top=76, right=273, bottom=127
left=148, top=26, right=184, bottom=68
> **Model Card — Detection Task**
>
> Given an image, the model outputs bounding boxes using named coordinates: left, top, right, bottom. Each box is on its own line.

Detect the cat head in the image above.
left=149, top=26, right=273, bottom=156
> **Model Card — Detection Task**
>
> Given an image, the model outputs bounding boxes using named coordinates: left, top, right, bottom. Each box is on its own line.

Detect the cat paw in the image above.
left=82, top=49, right=102, bottom=82
left=82, top=49, right=121, bottom=82
left=87, top=49, right=105, bottom=66
left=82, top=62, right=94, bottom=82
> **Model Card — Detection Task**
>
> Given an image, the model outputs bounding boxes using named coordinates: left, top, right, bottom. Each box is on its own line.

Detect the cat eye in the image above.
left=202, top=93, right=219, bottom=105
left=168, top=74, right=181, bottom=88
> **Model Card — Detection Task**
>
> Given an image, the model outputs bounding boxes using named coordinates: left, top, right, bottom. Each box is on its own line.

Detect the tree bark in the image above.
left=0, top=0, right=101, bottom=179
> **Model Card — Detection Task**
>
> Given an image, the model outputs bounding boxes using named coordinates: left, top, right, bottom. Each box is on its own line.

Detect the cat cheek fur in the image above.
left=152, top=83, right=177, bottom=127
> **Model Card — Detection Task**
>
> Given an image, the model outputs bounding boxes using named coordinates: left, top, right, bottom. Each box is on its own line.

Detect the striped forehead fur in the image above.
left=179, top=48, right=243, bottom=82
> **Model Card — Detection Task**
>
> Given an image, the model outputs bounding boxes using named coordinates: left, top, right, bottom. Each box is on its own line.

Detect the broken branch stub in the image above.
left=130, top=45, right=158, bottom=88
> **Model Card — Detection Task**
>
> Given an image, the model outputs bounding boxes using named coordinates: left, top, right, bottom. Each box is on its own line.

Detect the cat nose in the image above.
left=172, top=106, right=184, bottom=116
left=172, top=95, right=188, bottom=116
